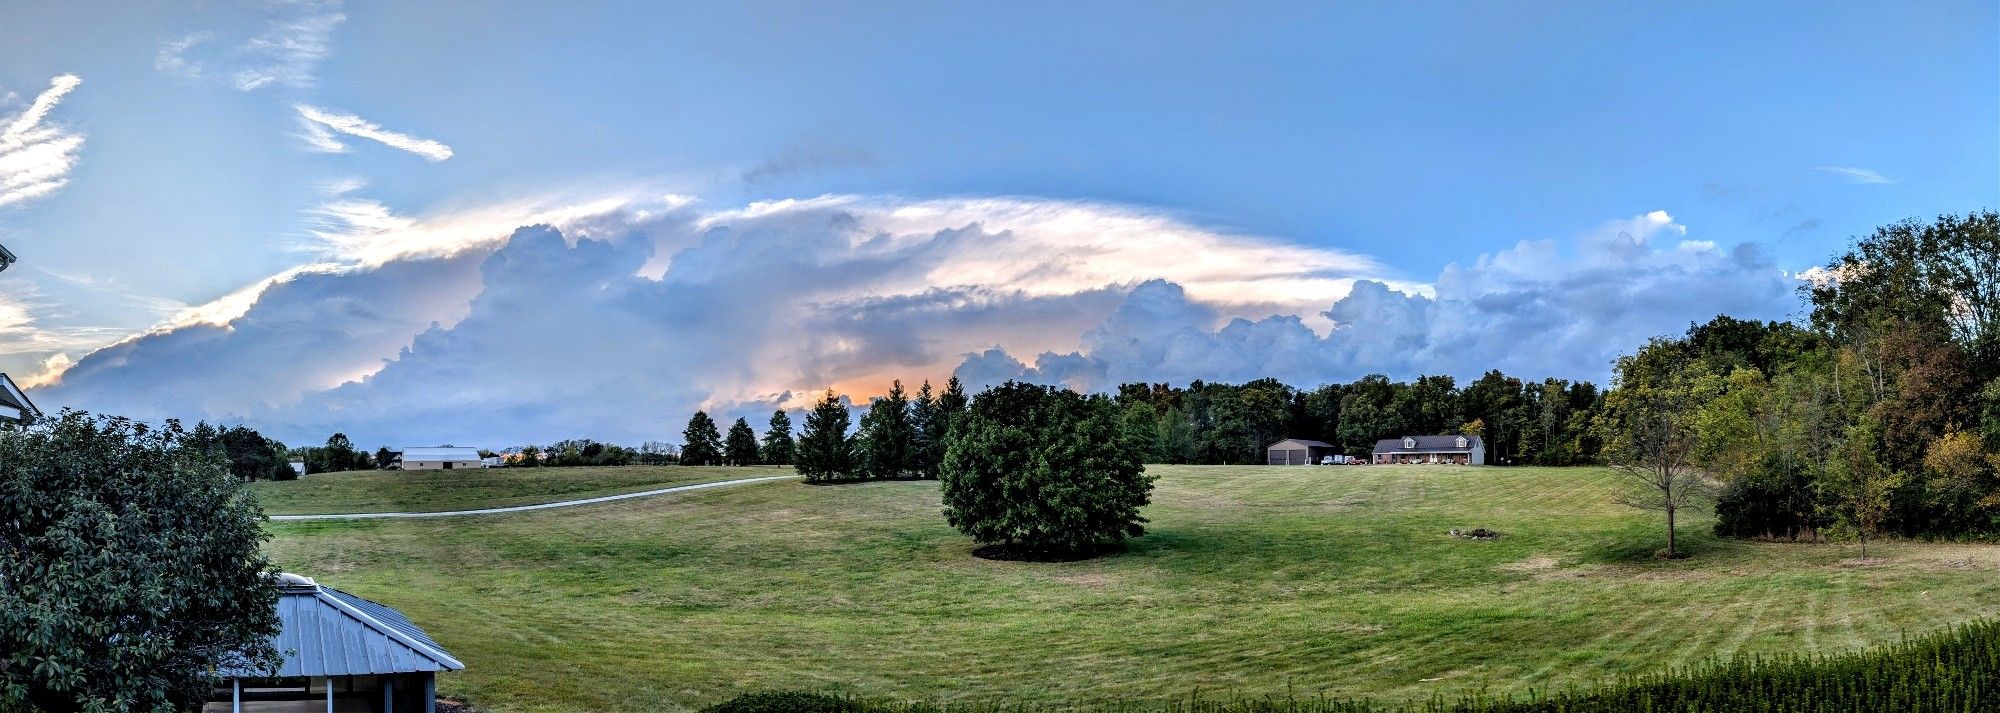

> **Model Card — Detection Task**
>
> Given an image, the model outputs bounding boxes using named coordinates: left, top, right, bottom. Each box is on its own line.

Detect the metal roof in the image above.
left=221, top=574, right=463, bottom=678
left=0, top=373, right=37, bottom=424
left=1373, top=435, right=1482, bottom=453
left=396, top=447, right=482, bottom=462
left=1268, top=438, right=1335, bottom=449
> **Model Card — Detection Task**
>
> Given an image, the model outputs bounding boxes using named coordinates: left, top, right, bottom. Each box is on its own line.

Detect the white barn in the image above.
left=394, top=447, right=485, bottom=470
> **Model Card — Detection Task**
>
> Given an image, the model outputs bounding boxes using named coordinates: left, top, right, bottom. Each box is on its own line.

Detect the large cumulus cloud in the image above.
left=956, top=211, right=1804, bottom=392
left=33, top=194, right=1387, bottom=446
left=34, top=197, right=1801, bottom=448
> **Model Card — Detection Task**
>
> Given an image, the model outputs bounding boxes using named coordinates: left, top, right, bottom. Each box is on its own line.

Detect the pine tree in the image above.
left=857, top=380, right=916, bottom=479
left=761, top=409, right=797, bottom=465
left=797, top=390, right=854, bottom=482
left=724, top=418, right=761, bottom=465
left=922, top=376, right=970, bottom=479
left=909, top=381, right=939, bottom=477
left=680, top=411, right=724, bottom=466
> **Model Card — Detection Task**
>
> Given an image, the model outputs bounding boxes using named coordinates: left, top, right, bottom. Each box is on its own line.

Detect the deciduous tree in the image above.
left=940, top=383, right=1154, bottom=558
left=0, top=412, right=283, bottom=711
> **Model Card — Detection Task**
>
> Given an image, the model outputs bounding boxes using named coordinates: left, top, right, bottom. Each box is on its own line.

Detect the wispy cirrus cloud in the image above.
left=0, top=74, right=85, bottom=209
left=295, top=105, right=454, bottom=161
left=1815, top=166, right=1892, bottom=184
left=156, top=0, right=345, bottom=91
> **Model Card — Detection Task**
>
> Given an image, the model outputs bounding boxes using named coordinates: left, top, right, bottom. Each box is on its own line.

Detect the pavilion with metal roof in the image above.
left=211, top=573, right=463, bottom=713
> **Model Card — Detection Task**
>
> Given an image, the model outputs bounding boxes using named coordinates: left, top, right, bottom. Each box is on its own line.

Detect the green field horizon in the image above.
left=260, top=464, right=2000, bottom=712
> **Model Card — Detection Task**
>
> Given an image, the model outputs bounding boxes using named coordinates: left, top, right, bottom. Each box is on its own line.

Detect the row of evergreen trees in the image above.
left=677, top=378, right=970, bottom=483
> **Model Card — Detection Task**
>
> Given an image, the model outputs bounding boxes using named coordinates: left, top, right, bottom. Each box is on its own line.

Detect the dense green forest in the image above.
left=1108, top=372, right=1603, bottom=466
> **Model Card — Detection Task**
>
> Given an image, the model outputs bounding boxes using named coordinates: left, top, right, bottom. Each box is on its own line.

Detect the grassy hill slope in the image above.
left=261, top=465, right=2000, bottom=712
left=250, top=465, right=778, bottom=515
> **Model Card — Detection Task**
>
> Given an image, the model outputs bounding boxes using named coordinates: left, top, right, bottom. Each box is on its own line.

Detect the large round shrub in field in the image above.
left=939, top=382, right=1154, bottom=559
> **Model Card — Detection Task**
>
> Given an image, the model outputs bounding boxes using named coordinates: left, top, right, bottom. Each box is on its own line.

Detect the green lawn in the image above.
left=260, top=465, right=2000, bottom=712
left=249, top=465, right=782, bottom=515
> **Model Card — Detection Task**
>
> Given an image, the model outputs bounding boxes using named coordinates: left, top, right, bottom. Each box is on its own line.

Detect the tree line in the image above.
left=1110, top=372, right=1604, bottom=466
left=1616, top=211, right=2000, bottom=549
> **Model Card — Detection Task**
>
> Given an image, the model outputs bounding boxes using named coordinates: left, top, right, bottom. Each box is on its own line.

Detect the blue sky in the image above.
left=0, top=1, right=1993, bottom=446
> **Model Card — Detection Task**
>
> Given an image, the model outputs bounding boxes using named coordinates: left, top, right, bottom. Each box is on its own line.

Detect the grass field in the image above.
left=249, top=465, right=780, bottom=515
left=259, top=465, right=2000, bottom=712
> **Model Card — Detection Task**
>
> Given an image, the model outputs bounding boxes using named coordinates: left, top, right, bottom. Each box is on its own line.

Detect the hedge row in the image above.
left=703, top=620, right=2000, bottom=713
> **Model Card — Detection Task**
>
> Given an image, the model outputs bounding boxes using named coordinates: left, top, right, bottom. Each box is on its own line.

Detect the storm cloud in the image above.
left=33, top=199, right=1803, bottom=448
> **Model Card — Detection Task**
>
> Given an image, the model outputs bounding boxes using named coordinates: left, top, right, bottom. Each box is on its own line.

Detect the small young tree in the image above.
left=761, top=410, right=796, bottom=465
left=374, top=445, right=395, bottom=470
left=681, top=411, right=725, bottom=466
left=856, top=379, right=916, bottom=479
left=1823, top=420, right=1903, bottom=559
left=725, top=417, right=761, bottom=466
left=796, top=390, right=854, bottom=481
left=1601, top=354, right=1714, bottom=559
left=940, top=382, right=1155, bottom=558
left=0, top=412, right=283, bottom=711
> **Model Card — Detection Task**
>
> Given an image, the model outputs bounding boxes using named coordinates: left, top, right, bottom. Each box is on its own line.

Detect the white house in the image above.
left=393, top=447, right=486, bottom=470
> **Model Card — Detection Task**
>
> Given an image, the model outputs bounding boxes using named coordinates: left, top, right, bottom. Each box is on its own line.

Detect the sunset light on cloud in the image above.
left=0, top=1, right=1991, bottom=447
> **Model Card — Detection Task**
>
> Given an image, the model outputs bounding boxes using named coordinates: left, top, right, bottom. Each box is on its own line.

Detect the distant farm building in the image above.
left=287, top=460, right=307, bottom=478
left=210, top=573, right=462, bottom=712
left=393, top=447, right=485, bottom=470
left=1372, top=435, right=1485, bottom=465
left=0, top=373, right=38, bottom=425
left=1266, top=438, right=1338, bottom=465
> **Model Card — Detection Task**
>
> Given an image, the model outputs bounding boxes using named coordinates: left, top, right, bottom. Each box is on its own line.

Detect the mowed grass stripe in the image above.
left=250, top=465, right=786, bottom=515
left=262, top=465, right=2000, bottom=712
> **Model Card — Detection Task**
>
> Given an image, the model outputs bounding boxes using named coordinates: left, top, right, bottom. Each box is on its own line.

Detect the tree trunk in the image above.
left=1665, top=505, right=1677, bottom=558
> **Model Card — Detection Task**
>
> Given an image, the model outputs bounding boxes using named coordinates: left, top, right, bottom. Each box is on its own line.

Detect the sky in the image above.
left=0, top=1, right=1993, bottom=448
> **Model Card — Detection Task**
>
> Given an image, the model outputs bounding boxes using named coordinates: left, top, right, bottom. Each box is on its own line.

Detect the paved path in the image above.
left=268, top=475, right=796, bottom=521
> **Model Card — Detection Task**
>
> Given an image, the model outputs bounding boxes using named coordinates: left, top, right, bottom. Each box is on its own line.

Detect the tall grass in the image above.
left=706, top=620, right=2000, bottom=713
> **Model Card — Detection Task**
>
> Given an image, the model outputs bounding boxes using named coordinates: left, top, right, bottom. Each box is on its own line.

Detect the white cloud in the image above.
left=154, top=32, right=215, bottom=78
left=157, top=1, right=345, bottom=91
left=29, top=196, right=1807, bottom=450
left=232, top=0, right=345, bottom=91
left=1815, top=166, right=1892, bottom=184
left=36, top=194, right=1390, bottom=444
left=295, top=105, right=454, bottom=161
left=0, top=74, right=85, bottom=209
left=955, top=211, right=1806, bottom=392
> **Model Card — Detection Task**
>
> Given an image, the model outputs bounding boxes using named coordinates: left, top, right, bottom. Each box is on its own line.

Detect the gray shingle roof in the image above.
left=222, top=574, right=463, bottom=678
left=1268, top=438, right=1335, bottom=449
left=1372, top=435, right=1481, bottom=453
